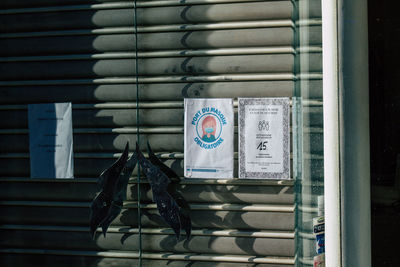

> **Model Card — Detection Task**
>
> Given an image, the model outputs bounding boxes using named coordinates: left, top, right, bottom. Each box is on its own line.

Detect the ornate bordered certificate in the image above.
left=238, top=98, right=290, bottom=179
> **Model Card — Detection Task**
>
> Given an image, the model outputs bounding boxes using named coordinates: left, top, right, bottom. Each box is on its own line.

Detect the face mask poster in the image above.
left=184, top=98, right=234, bottom=178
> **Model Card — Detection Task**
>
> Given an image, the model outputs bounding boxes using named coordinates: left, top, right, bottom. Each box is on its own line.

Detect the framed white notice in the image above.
left=238, top=98, right=290, bottom=179
left=184, top=98, right=234, bottom=179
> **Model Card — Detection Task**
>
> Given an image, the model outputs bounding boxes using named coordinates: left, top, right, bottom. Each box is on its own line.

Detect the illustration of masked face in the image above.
left=201, top=116, right=217, bottom=142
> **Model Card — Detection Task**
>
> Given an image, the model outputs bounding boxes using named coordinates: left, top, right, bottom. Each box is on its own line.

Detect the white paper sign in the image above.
left=28, top=103, right=74, bottom=178
left=184, top=98, right=234, bottom=178
left=238, top=98, right=290, bottom=179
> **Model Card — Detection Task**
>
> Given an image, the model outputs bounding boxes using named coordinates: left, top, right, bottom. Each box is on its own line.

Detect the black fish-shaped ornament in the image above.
left=89, top=142, right=135, bottom=239
left=136, top=143, right=183, bottom=240
left=146, top=141, right=191, bottom=240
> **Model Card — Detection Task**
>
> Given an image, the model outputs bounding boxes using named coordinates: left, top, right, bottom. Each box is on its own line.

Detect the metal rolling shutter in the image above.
left=0, top=0, right=321, bottom=266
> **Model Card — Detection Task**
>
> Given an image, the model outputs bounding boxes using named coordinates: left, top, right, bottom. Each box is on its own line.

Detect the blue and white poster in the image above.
left=184, top=98, right=234, bottom=178
left=28, top=103, right=74, bottom=178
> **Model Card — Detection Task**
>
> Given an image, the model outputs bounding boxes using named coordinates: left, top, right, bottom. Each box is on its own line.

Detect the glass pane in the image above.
left=293, top=0, right=324, bottom=266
